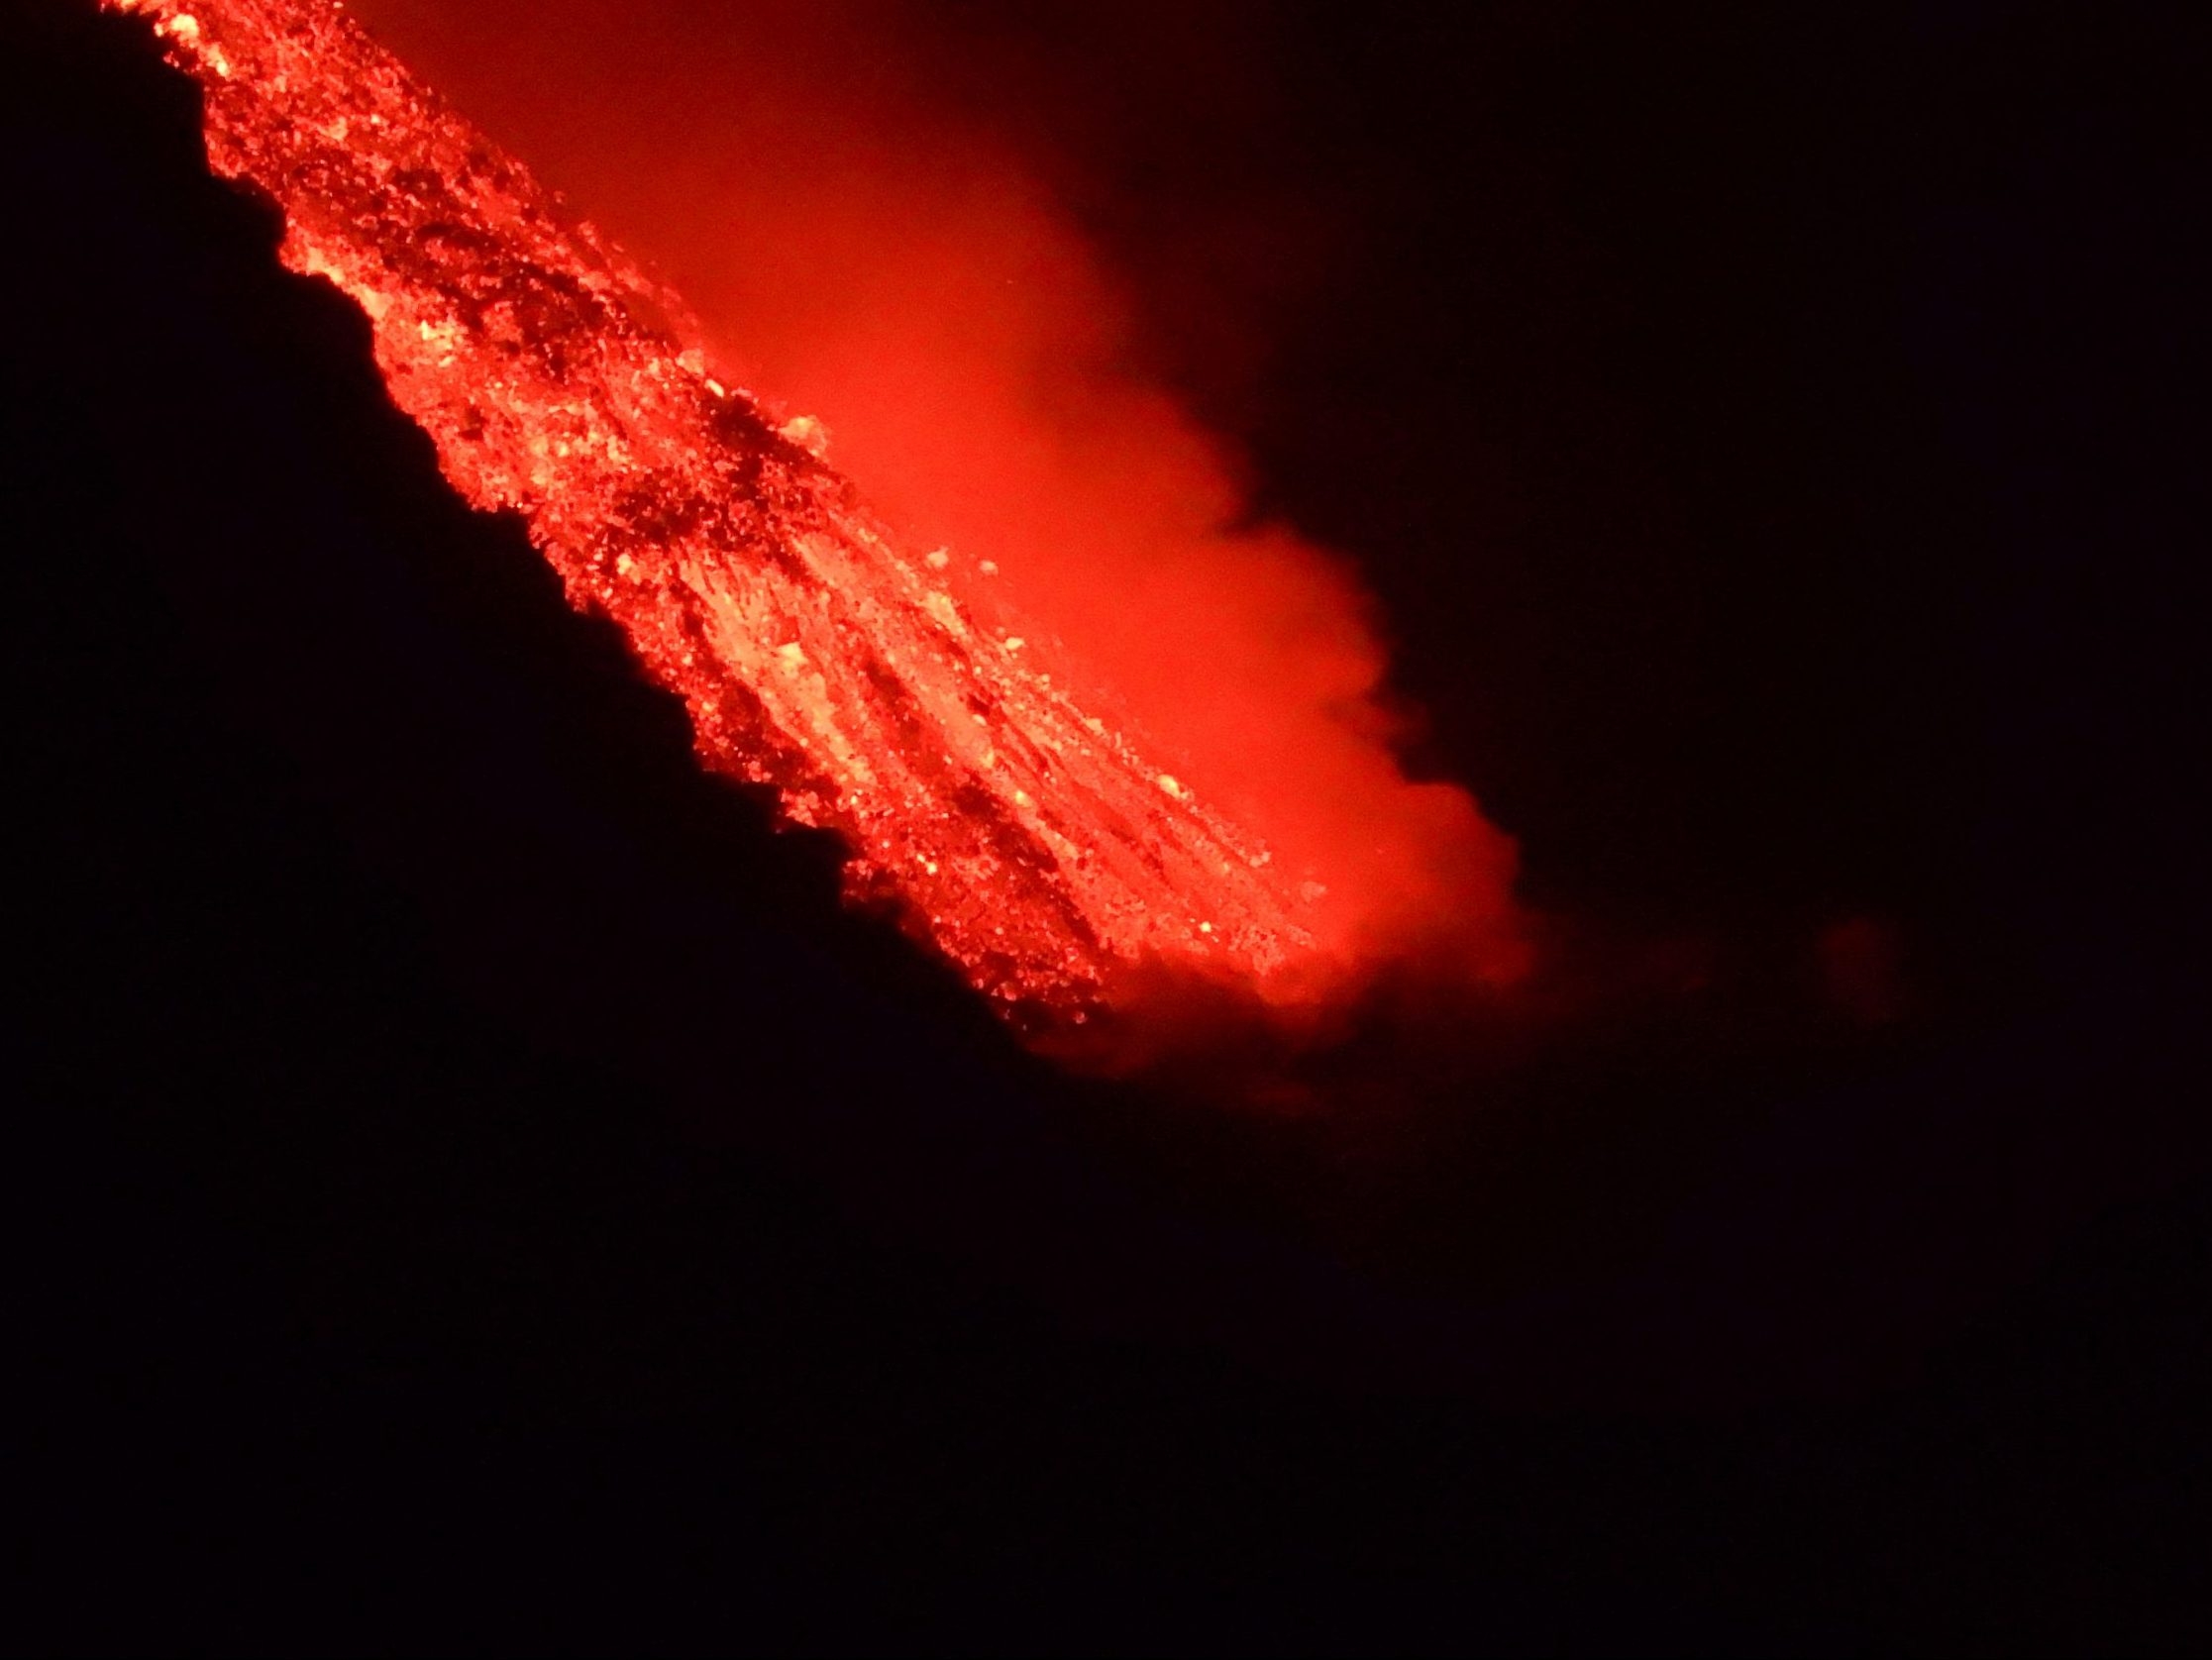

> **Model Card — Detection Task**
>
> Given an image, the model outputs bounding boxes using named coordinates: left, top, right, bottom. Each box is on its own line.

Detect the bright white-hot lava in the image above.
left=112, top=0, right=1523, bottom=1035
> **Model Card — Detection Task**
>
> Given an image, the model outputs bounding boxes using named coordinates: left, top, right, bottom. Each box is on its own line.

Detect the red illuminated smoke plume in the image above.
left=118, top=0, right=1523, bottom=1031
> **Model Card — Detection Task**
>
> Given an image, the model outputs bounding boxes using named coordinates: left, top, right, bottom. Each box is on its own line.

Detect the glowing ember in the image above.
left=111, top=0, right=1333, bottom=1023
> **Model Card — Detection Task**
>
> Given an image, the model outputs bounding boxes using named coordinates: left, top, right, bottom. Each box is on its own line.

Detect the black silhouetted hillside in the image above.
left=4, top=6, right=2206, bottom=1655
left=0, top=8, right=1394, bottom=1648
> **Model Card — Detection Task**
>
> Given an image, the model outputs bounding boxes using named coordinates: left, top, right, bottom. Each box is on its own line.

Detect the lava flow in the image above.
left=113, top=0, right=1520, bottom=1032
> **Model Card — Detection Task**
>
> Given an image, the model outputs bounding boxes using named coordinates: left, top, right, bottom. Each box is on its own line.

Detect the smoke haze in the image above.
left=348, top=0, right=1526, bottom=1001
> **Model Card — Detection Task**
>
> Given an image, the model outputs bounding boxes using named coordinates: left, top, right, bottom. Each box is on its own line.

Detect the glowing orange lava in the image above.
left=112, top=0, right=1521, bottom=1030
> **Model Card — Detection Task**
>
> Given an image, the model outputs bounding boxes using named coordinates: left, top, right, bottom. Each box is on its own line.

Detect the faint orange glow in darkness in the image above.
left=114, top=0, right=1526, bottom=1041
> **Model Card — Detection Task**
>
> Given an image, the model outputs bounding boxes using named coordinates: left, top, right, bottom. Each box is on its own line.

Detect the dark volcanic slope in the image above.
left=6, top=6, right=2207, bottom=1656
left=0, top=6, right=1316, bottom=1643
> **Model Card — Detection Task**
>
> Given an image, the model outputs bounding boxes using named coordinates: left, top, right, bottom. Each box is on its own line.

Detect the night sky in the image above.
left=6, top=2, right=2206, bottom=1652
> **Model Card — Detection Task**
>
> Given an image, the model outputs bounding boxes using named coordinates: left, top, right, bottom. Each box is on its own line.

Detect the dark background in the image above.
left=5, top=2, right=2205, bottom=1652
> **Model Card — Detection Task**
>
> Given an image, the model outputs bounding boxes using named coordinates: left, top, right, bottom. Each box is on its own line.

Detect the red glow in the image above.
left=119, top=0, right=1525, bottom=1039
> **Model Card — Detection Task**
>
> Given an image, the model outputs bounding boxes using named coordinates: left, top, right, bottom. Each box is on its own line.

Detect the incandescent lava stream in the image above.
left=116, top=0, right=1522, bottom=1037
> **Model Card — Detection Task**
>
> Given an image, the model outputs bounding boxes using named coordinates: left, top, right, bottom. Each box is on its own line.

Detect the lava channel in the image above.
left=113, top=0, right=1512, bottom=1033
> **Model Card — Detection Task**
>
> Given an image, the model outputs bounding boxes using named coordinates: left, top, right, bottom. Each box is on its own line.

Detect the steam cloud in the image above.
left=352, top=0, right=1527, bottom=1007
